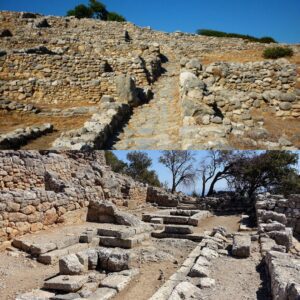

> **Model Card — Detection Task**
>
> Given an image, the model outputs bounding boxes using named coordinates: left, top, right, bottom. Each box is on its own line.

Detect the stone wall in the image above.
left=0, top=150, right=148, bottom=244
left=180, top=59, right=299, bottom=128
left=178, top=58, right=299, bottom=149
left=0, top=12, right=163, bottom=106
left=197, top=192, right=253, bottom=213
left=146, top=187, right=193, bottom=207
left=256, top=193, right=300, bottom=235
left=0, top=48, right=161, bottom=105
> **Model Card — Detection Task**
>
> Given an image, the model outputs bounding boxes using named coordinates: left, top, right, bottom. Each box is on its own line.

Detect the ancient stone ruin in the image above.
left=0, top=151, right=299, bottom=300
left=0, top=11, right=299, bottom=150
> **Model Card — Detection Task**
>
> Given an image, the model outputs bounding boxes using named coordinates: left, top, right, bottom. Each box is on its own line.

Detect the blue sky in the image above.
left=1, top=0, right=299, bottom=43
left=114, top=150, right=231, bottom=195
left=114, top=150, right=300, bottom=195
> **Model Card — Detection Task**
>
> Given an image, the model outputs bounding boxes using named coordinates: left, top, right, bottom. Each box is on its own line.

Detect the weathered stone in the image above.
left=59, top=254, right=85, bottom=275
left=169, top=281, right=203, bottom=300
left=115, top=75, right=141, bottom=107
left=232, top=234, right=251, bottom=258
left=44, top=275, right=88, bottom=292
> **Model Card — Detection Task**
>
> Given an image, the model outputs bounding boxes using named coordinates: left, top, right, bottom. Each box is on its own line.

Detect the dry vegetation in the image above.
left=0, top=111, right=91, bottom=149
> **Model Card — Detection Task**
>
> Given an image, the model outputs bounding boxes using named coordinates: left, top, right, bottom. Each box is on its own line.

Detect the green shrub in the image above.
left=107, top=12, right=126, bottom=22
left=67, top=0, right=126, bottom=22
left=263, top=47, right=294, bottom=59
left=259, top=36, right=277, bottom=44
left=67, top=4, right=93, bottom=19
left=196, top=29, right=277, bottom=44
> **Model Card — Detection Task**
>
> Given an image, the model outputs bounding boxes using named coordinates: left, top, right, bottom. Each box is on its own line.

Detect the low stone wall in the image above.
left=265, top=251, right=300, bottom=300
left=146, top=187, right=194, bottom=207
left=52, top=102, right=131, bottom=150
left=197, top=193, right=253, bottom=213
left=0, top=123, right=53, bottom=150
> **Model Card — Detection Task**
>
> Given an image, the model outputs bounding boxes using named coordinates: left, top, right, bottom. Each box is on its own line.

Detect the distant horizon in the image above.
left=0, top=0, right=299, bottom=44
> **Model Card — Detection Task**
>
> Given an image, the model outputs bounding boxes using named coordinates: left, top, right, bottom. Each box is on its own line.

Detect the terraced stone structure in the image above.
left=1, top=11, right=299, bottom=149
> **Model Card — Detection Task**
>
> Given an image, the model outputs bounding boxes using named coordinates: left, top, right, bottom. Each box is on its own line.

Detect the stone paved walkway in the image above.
left=113, top=59, right=183, bottom=150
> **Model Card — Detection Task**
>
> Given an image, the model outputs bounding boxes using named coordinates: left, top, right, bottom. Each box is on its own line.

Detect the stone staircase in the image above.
left=11, top=223, right=152, bottom=265
left=98, top=226, right=151, bottom=249
left=152, top=224, right=203, bottom=242
left=142, top=209, right=211, bottom=227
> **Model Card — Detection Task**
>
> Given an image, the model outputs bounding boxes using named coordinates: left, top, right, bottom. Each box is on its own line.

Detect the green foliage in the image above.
left=67, top=0, right=126, bottom=22
left=263, top=46, right=294, bottom=59
left=196, top=29, right=277, bottom=44
left=105, top=151, right=160, bottom=187
left=67, top=4, right=93, bottom=19
left=260, top=36, right=277, bottom=44
left=107, top=12, right=126, bottom=22
left=105, top=151, right=127, bottom=173
left=229, top=151, right=299, bottom=197
left=126, top=151, right=161, bottom=187
left=89, top=0, right=108, bottom=20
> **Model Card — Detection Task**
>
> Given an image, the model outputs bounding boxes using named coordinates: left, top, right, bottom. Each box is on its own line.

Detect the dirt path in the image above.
left=113, top=58, right=183, bottom=150
left=0, top=251, right=58, bottom=300
left=196, top=214, right=242, bottom=234
left=201, top=241, right=271, bottom=300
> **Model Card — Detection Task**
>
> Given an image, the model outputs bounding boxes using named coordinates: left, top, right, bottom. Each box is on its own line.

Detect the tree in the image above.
left=66, top=0, right=125, bottom=22
left=67, top=4, right=93, bottom=19
left=107, top=12, right=126, bottom=22
left=159, top=151, right=196, bottom=193
left=105, top=151, right=127, bottom=173
left=198, top=151, right=219, bottom=197
left=89, top=0, right=108, bottom=20
left=126, top=151, right=161, bottom=187
left=206, top=151, right=246, bottom=196
left=228, top=151, right=299, bottom=197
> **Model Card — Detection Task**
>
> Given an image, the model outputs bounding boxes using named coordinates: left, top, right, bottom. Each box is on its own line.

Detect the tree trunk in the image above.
left=171, top=176, right=176, bottom=193
left=201, top=174, right=206, bottom=197
left=207, top=172, right=221, bottom=196
left=207, top=164, right=232, bottom=196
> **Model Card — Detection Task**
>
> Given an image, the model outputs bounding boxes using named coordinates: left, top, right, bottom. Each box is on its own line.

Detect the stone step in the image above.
left=97, top=227, right=137, bottom=239
left=99, top=232, right=150, bottom=249
left=38, top=238, right=100, bottom=265
left=13, top=234, right=82, bottom=255
left=152, top=230, right=203, bottom=242
left=143, top=211, right=210, bottom=227
left=164, top=225, right=194, bottom=235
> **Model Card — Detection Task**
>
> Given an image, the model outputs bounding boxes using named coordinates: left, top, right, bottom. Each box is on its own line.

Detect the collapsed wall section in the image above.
left=256, top=193, right=300, bottom=236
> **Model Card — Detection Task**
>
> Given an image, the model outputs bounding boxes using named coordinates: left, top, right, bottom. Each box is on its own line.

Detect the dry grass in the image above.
left=202, top=49, right=300, bottom=64
left=229, top=110, right=300, bottom=149
left=0, top=111, right=91, bottom=149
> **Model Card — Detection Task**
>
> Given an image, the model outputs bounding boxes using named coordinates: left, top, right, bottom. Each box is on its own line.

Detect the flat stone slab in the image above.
left=86, top=287, right=117, bottom=300
left=12, top=223, right=102, bottom=254
left=97, top=227, right=136, bottom=239
left=38, top=243, right=92, bottom=265
left=44, top=275, right=89, bottom=292
left=232, top=234, right=251, bottom=258
left=99, top=232, right=150, bottom=249
left=100, top=274, right=133, bottom=292
left=164, top=225, right=194, bottom=234
left=152, top=230, right=203, bottom=242
left=143, top=210, right=210, bottom=227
